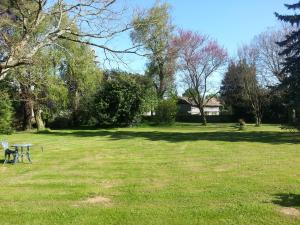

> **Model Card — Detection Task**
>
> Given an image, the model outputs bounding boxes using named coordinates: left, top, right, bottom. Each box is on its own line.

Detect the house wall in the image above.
left=204, top=106, right=220, bottom=116
left=190, top=106, right=220, bottom=116
left=190, top=107, right=200, bottom=115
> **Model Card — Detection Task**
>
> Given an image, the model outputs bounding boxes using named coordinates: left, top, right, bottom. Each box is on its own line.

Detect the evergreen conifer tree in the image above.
left=275, top=2, right=300, bottom=128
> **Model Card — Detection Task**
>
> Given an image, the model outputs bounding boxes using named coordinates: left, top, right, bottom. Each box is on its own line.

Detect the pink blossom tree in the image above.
left=173, top=30, right=227, bottom=125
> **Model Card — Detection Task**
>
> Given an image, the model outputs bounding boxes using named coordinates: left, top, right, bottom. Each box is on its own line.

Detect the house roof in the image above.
left=178, top=97, right=222, bottom=107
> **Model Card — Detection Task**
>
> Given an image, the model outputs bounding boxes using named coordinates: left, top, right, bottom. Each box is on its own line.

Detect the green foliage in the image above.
left=183, top=88, right=198, bottom=99
left=221, top=62, right=248, bottom=107
left=10, top=54, right=69, bottom=130
left=220, top=61, right=258, bottom=120
left=131, top=2, right=176, bottom=99
left=0, top=91, right=13, bottom=134
left=93, top=74, right=143, bottom=127
left=140, top=86, right=158, bottom=115
left=155, top=99, right=178, bottom=125
left=41, top=75, right=69, bottom=123
left=131, top=2, right=173, bottom=55
left=59, top=39, right=103, bottom=125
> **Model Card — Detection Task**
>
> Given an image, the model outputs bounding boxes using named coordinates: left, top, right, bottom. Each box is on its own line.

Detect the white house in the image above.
left=177, top=97, right=222, bottom=116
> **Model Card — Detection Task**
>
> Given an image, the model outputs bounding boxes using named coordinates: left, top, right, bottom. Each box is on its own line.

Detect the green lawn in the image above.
left=0, top=123, right=300, bottom=225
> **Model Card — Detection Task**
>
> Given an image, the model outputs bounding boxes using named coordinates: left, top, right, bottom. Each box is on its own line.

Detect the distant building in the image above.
left=177, top=97, right=222, bottom=116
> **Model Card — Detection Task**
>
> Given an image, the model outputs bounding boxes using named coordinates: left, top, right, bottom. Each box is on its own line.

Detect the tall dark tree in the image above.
left=275, top=2, right=300, bottom=127
left=93, top=73, right=143, bottom=127
left=220, top=61, right=252, bottom=120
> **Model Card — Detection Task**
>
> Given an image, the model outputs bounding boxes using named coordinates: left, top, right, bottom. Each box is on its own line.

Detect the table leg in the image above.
left=27, top=146, right=32, bottom=163
left=21, top=147, right=24, bottom=162
left=14, top=152, right=19, bottom=164
left=3, top=150, right=8, bottom=164
left=14, top=147, right=19, bottom=164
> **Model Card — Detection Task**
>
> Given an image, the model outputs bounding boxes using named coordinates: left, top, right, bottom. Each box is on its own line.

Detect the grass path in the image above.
left=0, top=123, right=299, bottom=225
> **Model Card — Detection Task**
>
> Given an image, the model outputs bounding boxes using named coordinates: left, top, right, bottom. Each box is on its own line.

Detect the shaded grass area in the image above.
left=39, top=129, right=300, bottom=144
left=272, top=193, right=300, bottom=207
left=0, top=123, right=299, bottom=225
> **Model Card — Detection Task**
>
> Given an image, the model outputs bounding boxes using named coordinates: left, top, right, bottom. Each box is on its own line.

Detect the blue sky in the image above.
left=95, top=0, right=292, bottom=73
left=94, top=0, right=293, bottom=93
left=166, top=0, right=291, bottom=55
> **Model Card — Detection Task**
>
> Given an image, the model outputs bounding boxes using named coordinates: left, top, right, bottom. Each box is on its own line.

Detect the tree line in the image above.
left=221, top=2, right=300, bottom=128
left=0, top=1, right=299, bottom=133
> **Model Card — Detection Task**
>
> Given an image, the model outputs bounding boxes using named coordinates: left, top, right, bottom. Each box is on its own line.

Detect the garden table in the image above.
left=12, top=144, right=32, bottom=163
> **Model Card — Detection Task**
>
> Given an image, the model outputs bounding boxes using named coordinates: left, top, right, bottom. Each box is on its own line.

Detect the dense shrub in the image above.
left=93, top=75, right=143, bottom=127
left=48, top=116, right=72, bottom=129
left=0, top=91, right=13, bottom=134
left=156, top=99, right=178, bottom=125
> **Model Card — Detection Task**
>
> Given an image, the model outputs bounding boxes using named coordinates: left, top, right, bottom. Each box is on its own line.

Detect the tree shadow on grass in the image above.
left=37, top=129, right=300, bottom=145
left=272, top=193, right=300, bottom=207
left=0, top=159, right=15, bottom=164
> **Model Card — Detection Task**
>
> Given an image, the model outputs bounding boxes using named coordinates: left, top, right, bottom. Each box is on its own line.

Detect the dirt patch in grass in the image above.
left=1, top=167, right=8, bottom=172
left=150, top=178, right=169, bottom=189
left=214, top=163, right=238, bottom=172
left=72, top=196, right=112, bottom=207
left=280, top=207, right=300, bottom=217
left=100, top=180, right=120, bottom=189
left=84, top=196, right=111, bottom=205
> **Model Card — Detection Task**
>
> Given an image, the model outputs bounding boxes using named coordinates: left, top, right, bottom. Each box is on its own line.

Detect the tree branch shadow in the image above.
left=272, top=193, right=300, bottom=207
left=37, top=129, right=300, bottom=145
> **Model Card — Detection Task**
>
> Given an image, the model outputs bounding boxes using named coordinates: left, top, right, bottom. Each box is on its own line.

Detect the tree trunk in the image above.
left=157, top=88, right=164, bottom=100
left=23, top=100, right=33, bottom=130
left=292, top=108, right=296, bottom=123
left=34, top=108, right=45, bottom=131
left=255, top=114, right=261, bottom=127
left=157, top=70, right=165, bottom=99
left=200, top=107, right=207, bottom=126
left=72, top=90, right=80, bottom=126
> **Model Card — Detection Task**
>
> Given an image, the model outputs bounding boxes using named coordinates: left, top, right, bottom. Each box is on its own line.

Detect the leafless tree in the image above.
left=253, top=27, right=291, bottom=85
left=173, top=30, right=227, bottom=125
left=0, top=0, right=142, bottom=80
left=238, top=27, right=291, bottom=86
left=240, top=62, right=266, bottom=126
left=236, top=27, right=291, bottom=125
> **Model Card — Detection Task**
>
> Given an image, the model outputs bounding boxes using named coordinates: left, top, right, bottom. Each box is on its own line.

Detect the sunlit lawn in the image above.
left=0, top=123, right=300, bottom=225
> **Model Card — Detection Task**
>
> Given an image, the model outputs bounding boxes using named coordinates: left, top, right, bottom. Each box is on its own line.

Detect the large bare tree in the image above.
left=253, top=28, right=290, bottom=85
left=238, top=45, right=270, bottom=126
left=236, top=27, right=291, bottom=126
left=173, top=30, right=227, bottom=125
left=238, top=27, right=290, bottom=86
left=0, top=0, right=141, bottom=80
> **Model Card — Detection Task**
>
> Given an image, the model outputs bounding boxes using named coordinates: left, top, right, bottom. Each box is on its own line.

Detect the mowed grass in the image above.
left=0, top=123, right=300, bottom=225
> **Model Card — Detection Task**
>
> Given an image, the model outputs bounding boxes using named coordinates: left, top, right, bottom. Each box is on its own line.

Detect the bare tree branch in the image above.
left=0, top=0, right=143, bottom=79
left=174, top=30, right=227, bottom=124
